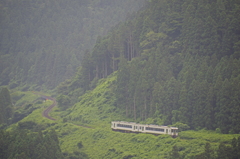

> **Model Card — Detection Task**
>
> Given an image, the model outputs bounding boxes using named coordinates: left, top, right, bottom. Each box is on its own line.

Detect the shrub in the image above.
left=77, top=141, right=83, bottom=149
left=171, top=122, right=190, bottom=132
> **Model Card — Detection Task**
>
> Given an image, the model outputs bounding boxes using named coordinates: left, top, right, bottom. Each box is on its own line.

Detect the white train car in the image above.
left=111, top=121, right=178, bottom=137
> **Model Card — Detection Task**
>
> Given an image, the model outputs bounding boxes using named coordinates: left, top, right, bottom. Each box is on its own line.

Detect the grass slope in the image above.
left=11, top=75, right=240, bottom=159
left=65, top=73, right=124, bottom=128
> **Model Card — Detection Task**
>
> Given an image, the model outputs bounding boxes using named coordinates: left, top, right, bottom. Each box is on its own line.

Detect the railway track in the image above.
left=32, top=92, right=57, bottom=120
left=33, top=92, right=93, bottom=128
left=42, top=95, right=56, bottom=120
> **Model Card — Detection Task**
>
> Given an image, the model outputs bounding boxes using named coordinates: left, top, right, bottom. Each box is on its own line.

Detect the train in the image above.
left=111, top=121, right=178, bottom=137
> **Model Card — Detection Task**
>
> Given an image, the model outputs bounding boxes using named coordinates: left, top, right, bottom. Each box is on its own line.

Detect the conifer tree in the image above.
left=116, top=56, right=130, bottom=116
left=217, top=143, right=230, bottom=159
left=203, top=142, right=215, bottom=159
left=0, top=87, right=13, bottom=125
left=170, top=145, right=181, bottom=159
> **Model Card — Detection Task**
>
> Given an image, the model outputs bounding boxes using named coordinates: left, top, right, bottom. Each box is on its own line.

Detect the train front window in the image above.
left=171, top=129, right=178, bottom=133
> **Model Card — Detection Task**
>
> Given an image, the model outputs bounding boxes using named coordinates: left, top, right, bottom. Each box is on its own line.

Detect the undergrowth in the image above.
left=9, top=75, right=240, bottom=159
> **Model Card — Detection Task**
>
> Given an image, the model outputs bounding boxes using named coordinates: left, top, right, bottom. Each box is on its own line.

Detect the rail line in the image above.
left=33, top=92, right=93, bottom=128
left=42, top=95, right=56, bottom=120
left=32, top=92, right=57, bottom=120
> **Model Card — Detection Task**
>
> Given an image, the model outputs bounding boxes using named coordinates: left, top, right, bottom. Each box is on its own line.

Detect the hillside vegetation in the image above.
left=58, top=75, right=240, bottom=159
left=9, top=76, right=240, bottom=159
left=1, top=0, right=240, bottom=158
left=0, top=87, right=13, bottom=125
left=58, top=0, right=240, bottom=134
left=0, top=0, right=145, bottom=89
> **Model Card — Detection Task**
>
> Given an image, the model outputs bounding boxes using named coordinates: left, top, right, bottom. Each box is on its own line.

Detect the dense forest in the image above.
left=58, top=0, right=240, bottom=134
left=0, top=123, right=65, bottom=159
left=1, top=0, right=240, bottom=158
left=170, top=137, right=240, bottom=159
left=0, top=0, right=145, bottom=89
left=0, top=87, right=13, bottom=125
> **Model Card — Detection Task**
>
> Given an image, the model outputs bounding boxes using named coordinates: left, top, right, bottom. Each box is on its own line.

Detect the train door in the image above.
left=173, top=129, right=177, bottom=136
left=171, top=129, right=177, bottom=136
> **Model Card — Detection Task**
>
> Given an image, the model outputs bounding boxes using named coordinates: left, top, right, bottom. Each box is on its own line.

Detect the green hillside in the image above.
left=1, top=0, right=240, bottom=158
left=9, top=76, right=240, bottom=159
left=58, top=0, right=240, bottom=134
left=57, top=74, right=240, bottom=158
left=0, top=87, right=13, bottom=125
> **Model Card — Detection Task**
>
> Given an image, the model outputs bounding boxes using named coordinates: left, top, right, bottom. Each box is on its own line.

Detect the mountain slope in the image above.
left=57, top=0, right=240, bottom=134
left=0, top=0, right=145, bottom=89
left=13, top=76, right=240, bottom=159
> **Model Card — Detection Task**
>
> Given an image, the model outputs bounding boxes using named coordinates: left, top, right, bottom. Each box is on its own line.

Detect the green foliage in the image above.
left=2, top=0, right=240, bottom=157
left=77, top=141, right=83, bottom=149
left=0, top=0, right=145, bottom=89
left=48, top=73, right=240, bottom=158
left=0, top=128, right=64, bottom=159
left=56, top=95, right=71, bottom=111
left=0, top=87, right=13, bottom=125
left=9, top=91, right=53, bottom=123
left=62, top=0, right=240, bottom=133
left=64, top=74, right=121, bottom=127
left=169, top=145, right=181, bottom=159
left=171, top=122, right=190, bottom=132
left=7, top=87, right=240, bottom=159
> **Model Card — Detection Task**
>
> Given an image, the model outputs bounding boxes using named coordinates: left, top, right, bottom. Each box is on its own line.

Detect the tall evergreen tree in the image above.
left=0, top=87, right=13, bottom=125
left=169, top=145, right=181, bottom=159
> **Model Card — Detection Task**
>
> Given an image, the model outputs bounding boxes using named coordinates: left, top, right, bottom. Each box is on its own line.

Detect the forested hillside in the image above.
left=0, top=0, right=145, bottom=89
left=60, top=0, right=240, bottom=134
left=0, top=87, right=13, bottom=125
left=0, top=124, right=66, bottom=159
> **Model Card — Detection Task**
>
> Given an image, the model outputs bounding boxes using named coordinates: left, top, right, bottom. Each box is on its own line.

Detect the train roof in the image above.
left=112, top=121, right=178, bottom=129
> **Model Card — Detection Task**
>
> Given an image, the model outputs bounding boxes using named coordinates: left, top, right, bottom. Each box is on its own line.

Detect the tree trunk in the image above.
left=144, top=96, right=147, bottom=120
left=105, top=59, right=108, bottom=77
left=96, top=65, right=99, bottom=78
left=112, top=53, right=115, bottom=71
left=134, top=95, right=136, bottom=120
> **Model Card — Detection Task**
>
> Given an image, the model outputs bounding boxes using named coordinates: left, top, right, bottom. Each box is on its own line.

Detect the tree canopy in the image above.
left=59, top=0, right=240, bottom=134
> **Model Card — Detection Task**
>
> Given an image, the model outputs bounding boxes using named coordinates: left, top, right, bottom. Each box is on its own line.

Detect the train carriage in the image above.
left=111, top=121, right=178, bottom=137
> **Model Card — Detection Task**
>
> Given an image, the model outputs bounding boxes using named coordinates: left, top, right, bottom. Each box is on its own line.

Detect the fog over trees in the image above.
left=1, top=0, right=240, bottom=158
left=0, top=0, right=145, bottom=89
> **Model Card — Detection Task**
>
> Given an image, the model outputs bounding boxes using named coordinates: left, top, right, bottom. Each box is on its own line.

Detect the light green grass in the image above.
left=11, top=91, right=38, bottom=106
left=65, top=74, right=124, bottom=128
left=20, top=100, right=56, bottom=124
left=51, top=75, right=240, bottom=158
left=11, top=75, right=240, bottom=159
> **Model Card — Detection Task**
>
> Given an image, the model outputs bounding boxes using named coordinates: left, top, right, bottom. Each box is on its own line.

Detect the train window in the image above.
left=117, top=124, right=132, bottom=128
left=171, top=129, right=178, bottom=133
left=166, top=129, right=168, bottom=133
left=142, top=127, right=144, bottom=131
left=146, top=127, right=164, bottom=132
